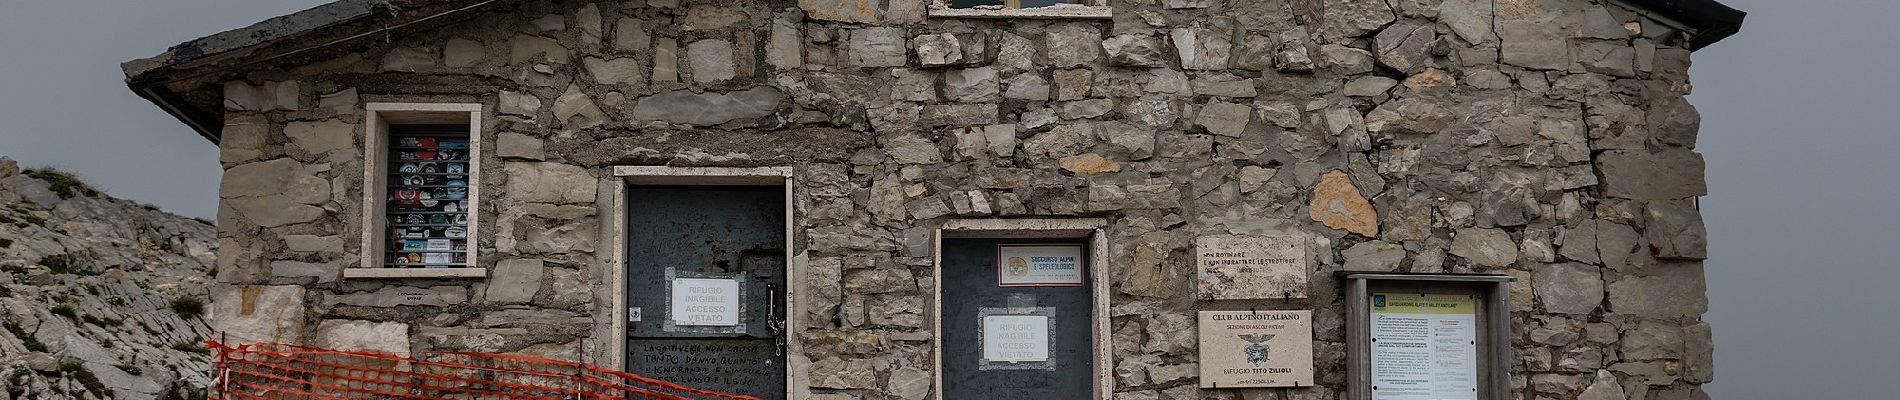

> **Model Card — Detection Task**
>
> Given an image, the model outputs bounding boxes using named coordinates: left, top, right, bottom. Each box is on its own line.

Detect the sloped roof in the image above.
left=122, top=0, right=1744, bottom=144
left=123, top=0, right=517, bottom=143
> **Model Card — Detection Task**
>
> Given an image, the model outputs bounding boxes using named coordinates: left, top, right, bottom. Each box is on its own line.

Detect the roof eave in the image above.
left=130, top=81, right=223, bottom=144
left=121, top=0, right=502, bottom=144
left=1617, top=0, right=1748, bottom=50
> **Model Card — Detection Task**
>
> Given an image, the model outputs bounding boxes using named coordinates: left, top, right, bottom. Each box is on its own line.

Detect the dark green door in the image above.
left=625, top=185, right=785, bottom=398
left=941, top=237, right=1094, bottom=399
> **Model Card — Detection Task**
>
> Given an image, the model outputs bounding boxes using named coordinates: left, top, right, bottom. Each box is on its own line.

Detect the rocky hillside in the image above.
left=0, top=156, right=218, bottom=400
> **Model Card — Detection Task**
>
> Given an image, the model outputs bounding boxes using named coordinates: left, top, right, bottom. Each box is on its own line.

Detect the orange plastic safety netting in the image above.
left=207, top=341, right=763, bottom=400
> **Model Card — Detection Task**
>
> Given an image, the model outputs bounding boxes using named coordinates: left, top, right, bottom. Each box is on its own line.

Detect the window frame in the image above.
left=928, top=0, right=1111, bottom=19
left=346, top=103, right=487, bottom=279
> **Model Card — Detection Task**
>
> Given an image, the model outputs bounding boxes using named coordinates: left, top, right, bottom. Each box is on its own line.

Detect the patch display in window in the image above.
left=949, top=0, right=1081, bottom=8
left=385, top=125, right=472, bottom=268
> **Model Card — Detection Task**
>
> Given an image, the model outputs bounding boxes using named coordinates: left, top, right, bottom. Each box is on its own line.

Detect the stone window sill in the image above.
left=927, top=4, right=1111, bottom=19
left=344, top=268, right=488, bottom=279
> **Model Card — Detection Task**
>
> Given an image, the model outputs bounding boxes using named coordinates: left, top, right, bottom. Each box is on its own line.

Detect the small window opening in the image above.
left=383, top=124, right=473, bottom=268
left=950, top=0, right=1086, bottom=9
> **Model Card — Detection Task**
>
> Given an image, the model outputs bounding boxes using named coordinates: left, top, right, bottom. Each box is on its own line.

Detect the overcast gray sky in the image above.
left=1691, top=0, right=1900, bottom=397
left=0, top=0, right=1893, bottom=398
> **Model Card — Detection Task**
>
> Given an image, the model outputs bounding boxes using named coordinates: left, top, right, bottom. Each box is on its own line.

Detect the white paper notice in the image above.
left=982, top=315, right=1051, bottom=363
left=997, top=245, right=1085, bottom=286
left=670, top=278, right=740, bottom=326
left=1370, top=293, right=1478, bottom=400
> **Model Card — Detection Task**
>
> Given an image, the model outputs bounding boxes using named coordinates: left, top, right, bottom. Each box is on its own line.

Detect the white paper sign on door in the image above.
left=982, top=315, right=1050, bottom=363
left=671, top=278, right=740, bottom=326
left=1370, top=293, right=1478, bottom=400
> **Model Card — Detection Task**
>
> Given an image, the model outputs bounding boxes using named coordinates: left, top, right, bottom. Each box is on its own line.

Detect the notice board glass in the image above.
left=1340, top=273, right=1512, bottom=400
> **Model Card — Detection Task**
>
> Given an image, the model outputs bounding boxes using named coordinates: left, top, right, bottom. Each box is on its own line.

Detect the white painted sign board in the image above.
left=982, top=315, right=1051, bottom=363
left=1198, top=310, right=1315, bottom=388
left=997, top=245, right=1085, bottom=286
left=1370, top=293, right=1479, bottom=400
left=670, top=278, right=740, bottom=326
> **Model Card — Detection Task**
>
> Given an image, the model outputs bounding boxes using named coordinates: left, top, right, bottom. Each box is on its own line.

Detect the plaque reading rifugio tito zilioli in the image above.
left=1197, top=311, right=1314, bottom=388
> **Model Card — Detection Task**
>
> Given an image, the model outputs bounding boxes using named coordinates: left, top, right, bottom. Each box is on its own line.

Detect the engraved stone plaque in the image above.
left=1195, top=235, right=1309, bottom=299
left=1198, top=310, right=1314, bottom=388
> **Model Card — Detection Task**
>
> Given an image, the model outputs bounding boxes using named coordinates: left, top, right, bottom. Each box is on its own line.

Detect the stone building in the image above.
left=122, top=0, right=1742, bottom=399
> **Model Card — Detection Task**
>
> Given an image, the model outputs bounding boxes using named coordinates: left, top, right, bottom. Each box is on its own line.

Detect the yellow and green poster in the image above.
left=1370, top=293, right=1478, bottom=400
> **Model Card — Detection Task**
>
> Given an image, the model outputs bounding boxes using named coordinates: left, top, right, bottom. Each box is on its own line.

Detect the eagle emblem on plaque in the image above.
left=1005, top=257, right=1031, bottom=278
left=1237, top=333, right=1275, bottom=366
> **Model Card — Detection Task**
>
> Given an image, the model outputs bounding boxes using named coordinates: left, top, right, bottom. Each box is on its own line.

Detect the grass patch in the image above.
left=15, top=213, right=44, bottom=228
left=170, top=296, right=205, bottom=319
left=39, top=255, right=92, bottom=276
left=163, top=385, right=208, bottom=400
left=49, top=304, right=78, bottom=320
left=0, top=283, right=10, bottom=298
left=7, top=363, right=26, bottom=383
left=80, top=314, right=121, bottom=327
left=58, top=360, right=112, bottom=399
left=169, top=340, right=209, bottom=355
left=24, top=168, right=99, bottom=199
left=0, top=238, right=11, bottom=248
left=113, top=363, right=142, bottom=376
left=1, top=321, right=46, bottom=352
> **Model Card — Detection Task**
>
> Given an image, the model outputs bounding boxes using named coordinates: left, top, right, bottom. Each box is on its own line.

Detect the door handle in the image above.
left=766, top=285, right=784, bottom=336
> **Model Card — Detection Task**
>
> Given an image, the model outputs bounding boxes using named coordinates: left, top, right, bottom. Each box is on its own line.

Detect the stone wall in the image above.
left=206, top=0, right=1714, bottom=399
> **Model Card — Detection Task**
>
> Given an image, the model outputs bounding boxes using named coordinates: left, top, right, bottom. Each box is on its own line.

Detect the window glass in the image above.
left=950, top=0, right=1080, bottom=8
left=951, top=0, right=1004, bottom=7
left=385, top=124, right=472, bottom=268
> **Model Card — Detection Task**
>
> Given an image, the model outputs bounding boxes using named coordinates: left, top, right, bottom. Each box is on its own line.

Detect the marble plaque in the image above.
left=1197, top=310, right=1314, bottom=388
left=1195, top=235, right=1308, bottom=299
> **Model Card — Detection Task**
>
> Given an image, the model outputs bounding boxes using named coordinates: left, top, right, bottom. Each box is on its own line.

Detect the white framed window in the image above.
left=346, top=103, right=486, bottom=279
left=928, top=0, right=1110, bottom=19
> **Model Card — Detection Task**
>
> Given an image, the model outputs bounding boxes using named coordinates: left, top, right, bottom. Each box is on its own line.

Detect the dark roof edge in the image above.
left=122, top=0, right=387, bottom=80
left=126, top=0, right=1744, bottom=144
left=123, top=0, right=393, bottom=144
left=124, top=1, right=499, bottom=144
left=131, top=85, right=222, bottom=144
left=1621, top=0, right=1747, bottom=50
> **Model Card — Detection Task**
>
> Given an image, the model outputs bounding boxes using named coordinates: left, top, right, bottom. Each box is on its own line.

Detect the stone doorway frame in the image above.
left=932, top=218, right=1112, bottom=400
left=602, top=166, right=802, bottom=399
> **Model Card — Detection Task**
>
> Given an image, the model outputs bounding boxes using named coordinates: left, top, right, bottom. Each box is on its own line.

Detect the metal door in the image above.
left=626, top=185, right=786, bottom=398
left=942, top=237, right=1094, bottom=399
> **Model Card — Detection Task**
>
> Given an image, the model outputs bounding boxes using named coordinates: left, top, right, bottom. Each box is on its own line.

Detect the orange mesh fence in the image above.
left=208, top=341, right=764, bottom=400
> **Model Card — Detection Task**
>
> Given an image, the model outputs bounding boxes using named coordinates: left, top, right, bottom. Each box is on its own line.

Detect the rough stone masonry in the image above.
left=122, top=0, right=1732, bottom=399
